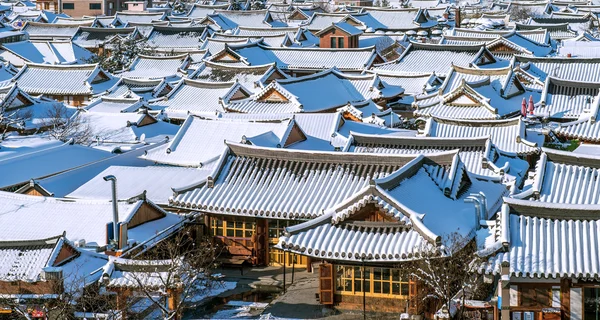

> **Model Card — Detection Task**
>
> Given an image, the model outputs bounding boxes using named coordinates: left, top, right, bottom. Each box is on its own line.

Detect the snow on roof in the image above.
left=67, top=165, right=211, bottom=204
left=151, top=79, right=234, bottom=119
left=144, top=115, right=294, bottom=166
left=80, top=111, right=180, bottom=143
left=235, top=25, right=299, bottom=36
left=147, top=26, right=207, bottom=49
left=119, top=54, right=188, bottom=80
left=361, top=8, right=437, bottom=30
left=373, top=43, right=493, bottom=76
left=480, top=203, right=600, bottom=279
left=348, top=133, right=529, bottom=182
left=537, top=77, right=600, bottom=120
left=116, top=11, right=166, bottom=24
left=103, top=77, right=169, bottom=100
left=0, top=192, right=172, bottom=246
left=170, top=142, right=447, bottom=219
left=13, top=63, right=116, bottom=95
left=22, top=22, right=90, bottom=39
left=191, top=61, right=284, bottom=91
left=186, top=4, right=227, bottom=18
left=226, top=69, right=400, bottom=113
left=34, top=143, right=157, bottom=198
left=0, top=141, right=112, bottom=188
left=213, top=9, right=270, bottom=28
left=514, top=148, right=600, bottom=205
left=1, top=40, right=94, bottom=66
left=0, top=237, right=58, bottom=282
left=72, top=27, right=138, bottom=48
left=200, top=37, right=248, bottom=56
left=422, top=116, right=539, bottom=156
left=516, top=55, right=600, bottom=83
left=304, top=12, right=347, bottom=30
left=85, top=97, right=147, bottom=113
left=229, top=41, right=378, bottom=71
left=0, top=135, right=63, bottom=161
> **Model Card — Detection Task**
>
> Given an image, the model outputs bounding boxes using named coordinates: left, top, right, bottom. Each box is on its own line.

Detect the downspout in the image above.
left=103, top=175, right=119, bottom=245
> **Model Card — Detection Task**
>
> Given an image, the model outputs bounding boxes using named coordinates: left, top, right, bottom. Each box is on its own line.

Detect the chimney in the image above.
left=455, top=7, right=461, bottom=26
left=567, top=53, right=572, bottom=58
left=103, top=175, right=119, bottom=244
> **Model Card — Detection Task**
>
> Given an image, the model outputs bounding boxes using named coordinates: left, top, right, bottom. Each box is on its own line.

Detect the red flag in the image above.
left=528, top=95, right=535, bottom=115
left=521, top=97, right=527, bottom=117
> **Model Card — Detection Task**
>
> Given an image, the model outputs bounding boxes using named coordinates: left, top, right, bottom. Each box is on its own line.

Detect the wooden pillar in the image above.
left=307, top=256, right=312, bottom=273
left=500, top=262, right=511, bottom=320
left=167, top=286, right=183, bottom=320
left=561, top=278, right=571, bottom=320
left=116, top=288, right=130, bottom=319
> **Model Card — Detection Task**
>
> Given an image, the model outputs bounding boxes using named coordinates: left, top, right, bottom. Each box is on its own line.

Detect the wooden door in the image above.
left=254, top=219, right=267, bottom=265
left=319, top=263, right=334, bottom=305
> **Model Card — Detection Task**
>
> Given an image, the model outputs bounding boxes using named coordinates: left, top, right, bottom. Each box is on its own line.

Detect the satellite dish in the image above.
left=140, top=133, right=146, bottom=142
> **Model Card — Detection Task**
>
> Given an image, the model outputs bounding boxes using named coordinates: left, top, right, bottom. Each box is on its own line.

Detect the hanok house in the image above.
left=224, top=68, right=403, bottom=114
left=316, top=22, right=363, bottom=49
left=478, top=197, right=600, bottom=320
left=0, top=191, right=187, bottom=257
left=11, top=63, right=116, bottom=106
left=72, top=27, right=142, bottom=54
left=168, top=141, right=507, bottom=273
left=275, top=149, right=508, bottom=312
left=0, top=235, right=108, bottom=317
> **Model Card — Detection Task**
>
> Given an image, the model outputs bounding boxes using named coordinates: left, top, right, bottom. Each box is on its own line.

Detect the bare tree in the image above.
left=508, top=6, right=533, bottom=23
left=86, top=37, right=155, bottom=74
left=101, top=227, right=224, bottom=319
left=42, top=105, right=92, bottom=144
left=0, top=108, right=32, bottom=141
left=404, top=232, right=488, bottom=319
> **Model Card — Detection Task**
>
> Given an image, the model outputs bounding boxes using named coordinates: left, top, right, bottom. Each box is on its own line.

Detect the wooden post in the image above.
left=291, top=253, right=295, bottom=284
left=362, top=259, right=366, bottom=320
left=283, top=251, right=287, bottom=293
left=116, top=289, right=129, bottom=319
left=500, top=262, right=511, bottom=320
left=561, top=278, right=571, bottom=320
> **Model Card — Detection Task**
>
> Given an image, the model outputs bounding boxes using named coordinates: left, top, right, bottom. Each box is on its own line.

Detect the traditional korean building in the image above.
left=224, top=68, right=403, bottom=114
left=412, top=64, right=541, bottom=120
left=11, top=63, right=116, bottom=106
left=189, top=61, right=288, bottom=92
left=208, top=41, right=381, bottom=75
left=373, top=43, right=499, bottom=77
left=478, top=197, right=600, bottom=320
left=535, top=77, right=600, bottom=121
left=346, top=132, right=530, bottom=184
left=0, top=40, right=94, bottom=66
left=275, top=149, right=507, bottom=311
left=419, top=116, right=541, bottom=158
left=72, top=27, right=141, bottom=54
left=117, top=54, right=191, bottom=81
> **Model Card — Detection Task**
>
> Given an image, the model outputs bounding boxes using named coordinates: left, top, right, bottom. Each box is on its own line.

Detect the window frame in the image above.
left=62, top=2, right=74, bottom=9
left=89, top=3, right=101, bottom=9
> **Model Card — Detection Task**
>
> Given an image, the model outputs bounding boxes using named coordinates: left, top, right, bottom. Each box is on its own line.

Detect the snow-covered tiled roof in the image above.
left=480, top=201, right=600, bottom=279
left=170, top=142, right=435, bottom=219
left=1, top=40, right=94, bottom=66
left=0, top=237, right=58, bottom=282
left=22, top=21, right=91, bottom=39
left=235, top=25, right=299, bottom=36
left=13, top=63, right=115, bottom=95
left=348, top=133, right=529, bottom=182
left=151, top=79, right=236, bottom=119
left=0, top=141, right=111, bottom=189
left=67, top=165, right=211, bottom=204
left=422, top=116, right=539, bottom=155
left=226, top=68, right=401, bottom=113
left=191, top=61, right=285, bottom=91
left=115, top=11, right=166, bottom=24
left=72, top=27, right=139, bottom=48
left=373, top=43, right=494, bottom=76
left=119, top=54, right=189, bottom=80
left=514, top=148, right=600, bottom=204
left=537, top=76, right=600, bottom=120
left=213, top=9, right=271, bottom=28
left=361, top=8, right=437, bottom=30
left=517, top=55, right=600, bottom=82
left=85, top=96, right=147, bottom=113
left=228, top=41, right=378, bottom=71
left=144, top=115, right=294, bottom=167
left=0, top=192, right=177, bottom=247
left=147, top=26, right=207, bottom=49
